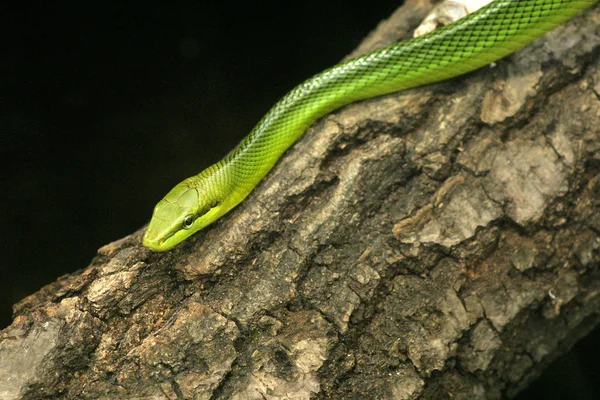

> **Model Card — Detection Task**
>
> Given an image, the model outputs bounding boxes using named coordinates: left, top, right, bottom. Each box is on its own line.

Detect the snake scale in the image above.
left=143, top=0, right=597, bottom=251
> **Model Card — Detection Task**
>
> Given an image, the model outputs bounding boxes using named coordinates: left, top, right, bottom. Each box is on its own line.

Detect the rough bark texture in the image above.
left=1, top=1, right=599, bottom=399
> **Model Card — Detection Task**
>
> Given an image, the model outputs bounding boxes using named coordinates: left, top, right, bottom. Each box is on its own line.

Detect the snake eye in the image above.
left=182, top=214, right=195, bottom=229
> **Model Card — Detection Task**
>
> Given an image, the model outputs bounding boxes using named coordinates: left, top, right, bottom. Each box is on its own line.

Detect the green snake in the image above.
left=143, top=0, right=596, bottom=251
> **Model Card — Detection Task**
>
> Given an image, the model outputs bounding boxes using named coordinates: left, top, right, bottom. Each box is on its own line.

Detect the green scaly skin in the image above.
left=143, top=0, right=597, bottom=251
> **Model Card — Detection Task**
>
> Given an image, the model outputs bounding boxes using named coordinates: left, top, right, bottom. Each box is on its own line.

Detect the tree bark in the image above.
left=1, top=1, right=599, bottom=399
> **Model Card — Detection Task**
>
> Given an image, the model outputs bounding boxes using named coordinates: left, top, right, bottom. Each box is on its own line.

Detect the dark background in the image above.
left=1, top=1, right=598, bottom=398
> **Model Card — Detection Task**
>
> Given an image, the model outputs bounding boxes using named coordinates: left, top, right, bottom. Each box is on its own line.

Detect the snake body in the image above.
left=144, top=0, right=596, bottom=251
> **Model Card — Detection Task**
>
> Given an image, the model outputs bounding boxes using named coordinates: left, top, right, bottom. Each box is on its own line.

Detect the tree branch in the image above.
left=1, top=1, right=599, bottom=399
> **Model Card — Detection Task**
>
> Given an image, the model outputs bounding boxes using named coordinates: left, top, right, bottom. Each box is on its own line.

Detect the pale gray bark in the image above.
left=1, top=1, right=599, bottom=399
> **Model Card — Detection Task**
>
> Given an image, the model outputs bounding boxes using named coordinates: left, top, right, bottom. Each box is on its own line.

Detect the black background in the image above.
left=1, top=1, right=598, bottom=398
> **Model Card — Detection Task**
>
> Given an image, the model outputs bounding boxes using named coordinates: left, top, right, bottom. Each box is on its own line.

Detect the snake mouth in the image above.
left=142, top=227, right=170, bottom=251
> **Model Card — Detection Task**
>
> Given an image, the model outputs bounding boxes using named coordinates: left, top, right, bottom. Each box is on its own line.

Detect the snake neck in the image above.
left=223, top=85, right=334, bottom=194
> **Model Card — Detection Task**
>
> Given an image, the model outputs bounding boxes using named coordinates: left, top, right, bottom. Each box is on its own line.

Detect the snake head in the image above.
left=143, top=177, right=224, bottom=251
